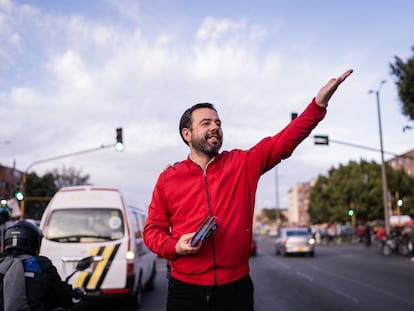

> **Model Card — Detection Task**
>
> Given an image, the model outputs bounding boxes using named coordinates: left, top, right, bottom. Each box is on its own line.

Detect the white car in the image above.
left=275, top=227, right=315, bottom=257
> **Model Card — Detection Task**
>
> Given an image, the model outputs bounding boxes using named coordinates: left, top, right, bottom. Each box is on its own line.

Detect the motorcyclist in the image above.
left=0, top=220, right=85, bottom=310
left=0, top=198, right=12, bottom=225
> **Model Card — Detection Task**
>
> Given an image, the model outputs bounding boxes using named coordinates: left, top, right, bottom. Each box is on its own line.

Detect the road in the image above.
left=74, top=236, right=414, bottom=310
left=251, top=237, right=414, bottom=310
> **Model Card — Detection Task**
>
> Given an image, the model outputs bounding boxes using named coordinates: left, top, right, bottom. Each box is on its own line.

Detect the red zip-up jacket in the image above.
left=143, top=98, right=326, bottom=285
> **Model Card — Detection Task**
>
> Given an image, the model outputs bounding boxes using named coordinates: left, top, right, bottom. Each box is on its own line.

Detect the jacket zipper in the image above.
left=203, top=167, right=217, bottom=286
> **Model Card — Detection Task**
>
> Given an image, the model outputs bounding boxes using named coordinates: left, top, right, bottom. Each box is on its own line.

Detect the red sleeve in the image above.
left=143, top=175, right=179, bottom=260
left=248, top=98, right=326, bottom=174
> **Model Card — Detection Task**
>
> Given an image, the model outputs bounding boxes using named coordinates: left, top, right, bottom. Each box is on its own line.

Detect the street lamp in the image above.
left=368, top=80, right=390, bottom=235
left=275, top=166, right=280, bottom=218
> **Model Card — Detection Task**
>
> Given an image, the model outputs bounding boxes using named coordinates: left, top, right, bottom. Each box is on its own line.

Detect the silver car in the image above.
left=275, top=227, right=315, bottom=257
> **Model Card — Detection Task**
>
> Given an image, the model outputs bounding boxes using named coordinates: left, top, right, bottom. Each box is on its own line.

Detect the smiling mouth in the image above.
left=207, top=135, right=221, bottom=142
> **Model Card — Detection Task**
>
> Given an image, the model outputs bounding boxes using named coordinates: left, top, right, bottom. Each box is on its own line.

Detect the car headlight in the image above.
left=308, top=238, right=316, bottom=245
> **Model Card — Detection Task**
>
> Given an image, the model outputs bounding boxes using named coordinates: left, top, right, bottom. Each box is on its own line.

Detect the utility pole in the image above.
left=369, top=80, right=390, bottom=236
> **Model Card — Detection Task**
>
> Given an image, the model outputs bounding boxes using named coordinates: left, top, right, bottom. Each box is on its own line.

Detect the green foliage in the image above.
left=260, top=208, right=278, bottom=221
left=257, top=207, right=287, bottom=223
left=309, top=159, right=414, bottom=224
left=25, top=166, right=91, bottom=219
left=390, top=46, right=414, bottom=121
left=25, top=172, right=57, bottom=220
left=48, top=166, right=90, bottom=188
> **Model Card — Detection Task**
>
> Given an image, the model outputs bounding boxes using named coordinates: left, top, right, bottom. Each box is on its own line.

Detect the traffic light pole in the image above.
left=313, top=135, right=414, bottom=161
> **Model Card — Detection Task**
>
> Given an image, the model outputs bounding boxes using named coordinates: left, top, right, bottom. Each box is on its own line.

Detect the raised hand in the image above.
left=315, top=69, right=353, bottom=107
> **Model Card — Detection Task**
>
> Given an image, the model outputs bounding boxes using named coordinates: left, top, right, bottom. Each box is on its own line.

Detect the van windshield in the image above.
left=44, top=208, right=125, bottom=243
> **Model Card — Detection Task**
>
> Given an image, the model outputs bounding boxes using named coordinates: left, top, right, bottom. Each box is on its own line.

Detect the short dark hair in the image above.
left=179, top=103, right=217, bottom=145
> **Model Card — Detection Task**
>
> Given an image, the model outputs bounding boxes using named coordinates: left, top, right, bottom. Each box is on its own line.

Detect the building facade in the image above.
left=387, top=149, right=414, bottom=176
left=0, top=164, right=23, bottom=199
left=288, top=178, right=317, bottom=227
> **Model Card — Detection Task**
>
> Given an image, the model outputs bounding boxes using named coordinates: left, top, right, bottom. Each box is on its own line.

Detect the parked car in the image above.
left=275, top=227, right=315, bottom=257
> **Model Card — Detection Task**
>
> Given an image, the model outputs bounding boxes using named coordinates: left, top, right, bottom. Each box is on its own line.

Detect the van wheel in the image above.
left=144, top=262, right=156, bottom=291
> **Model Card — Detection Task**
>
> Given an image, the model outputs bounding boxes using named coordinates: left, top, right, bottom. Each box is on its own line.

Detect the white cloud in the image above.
left=48, top=50, right=93, bottom=90
left=10, top=87, right=37, bottom=107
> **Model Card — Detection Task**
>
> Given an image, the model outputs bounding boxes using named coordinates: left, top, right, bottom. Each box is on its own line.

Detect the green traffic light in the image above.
left=115, top=127, right=124, bottom=152
left=397, top=199, right=403, bottom=207
left=115, top=141, right=124, bottom=152
left=15, top=192, right=24, bottom=201
left=348, top=209, right=354, bottom=216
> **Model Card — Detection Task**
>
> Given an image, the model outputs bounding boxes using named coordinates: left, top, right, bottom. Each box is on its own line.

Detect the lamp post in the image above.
left=275, top=167, right=280, bottom=219
left=369, top=80, right=390, bottom=235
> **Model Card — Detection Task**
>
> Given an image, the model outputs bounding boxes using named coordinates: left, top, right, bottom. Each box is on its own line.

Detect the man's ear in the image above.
left=182, top=128, right=191, bottom=144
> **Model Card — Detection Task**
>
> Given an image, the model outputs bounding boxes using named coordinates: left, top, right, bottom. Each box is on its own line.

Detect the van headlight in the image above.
left=126, top=250, right=136, bottom=261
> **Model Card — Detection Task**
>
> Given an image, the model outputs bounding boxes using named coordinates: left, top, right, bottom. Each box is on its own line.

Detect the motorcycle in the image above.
left=51, top=256, right=94, bottom=311
left=380, top=233, right=411, bottom=257
left=65, top=256, right=94, bottom=283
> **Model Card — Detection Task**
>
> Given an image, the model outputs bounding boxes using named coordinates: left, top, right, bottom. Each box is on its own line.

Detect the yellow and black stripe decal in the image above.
left=75, top=243, right=120, bottom=290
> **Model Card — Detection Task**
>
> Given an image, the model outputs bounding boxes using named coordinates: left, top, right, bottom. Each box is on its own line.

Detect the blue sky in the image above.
left=1, top=0, right=414, bottom=211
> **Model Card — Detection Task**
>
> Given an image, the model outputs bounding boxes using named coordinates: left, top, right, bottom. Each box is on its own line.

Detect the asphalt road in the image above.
left=251, top=237, right=414, bottom=311
left=73, top=236, right=414, bottom=310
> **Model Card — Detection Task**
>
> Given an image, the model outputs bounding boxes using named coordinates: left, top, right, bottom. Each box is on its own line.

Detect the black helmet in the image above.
left=3, top=220, right=44, bottom=255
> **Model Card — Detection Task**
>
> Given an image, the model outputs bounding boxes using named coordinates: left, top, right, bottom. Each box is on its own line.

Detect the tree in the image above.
left=49, top=166, right=90, bottom=188
left=25, top=172, right=57, bottom=220
left=387, top=166, right=414, bottom=218
left=258, top=208, right=278, bottom=222
left=25, top=166, right=91, bottom=219
left=390, top=46, right=414, bottom=121
left=256, top=207, right=287, bottom=223
left=309, top=159, right=414, bottom=224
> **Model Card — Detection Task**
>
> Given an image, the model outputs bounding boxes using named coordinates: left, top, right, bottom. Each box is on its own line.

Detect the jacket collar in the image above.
left=187, top=153, right=221, bottom=171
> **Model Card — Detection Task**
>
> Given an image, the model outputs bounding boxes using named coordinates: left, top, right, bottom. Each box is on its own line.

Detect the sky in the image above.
left=1, top=0, right=414, bottom=213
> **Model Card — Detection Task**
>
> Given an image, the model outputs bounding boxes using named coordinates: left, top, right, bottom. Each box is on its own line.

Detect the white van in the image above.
left=39, top=186, right=156, bottom=308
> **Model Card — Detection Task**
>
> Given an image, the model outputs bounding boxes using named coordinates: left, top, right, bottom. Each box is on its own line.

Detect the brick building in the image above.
left=287, top=178, right=317, bottom=227
left=387, top=149, right=414, bottom=176
left=0, top=164, right=23, bottom=199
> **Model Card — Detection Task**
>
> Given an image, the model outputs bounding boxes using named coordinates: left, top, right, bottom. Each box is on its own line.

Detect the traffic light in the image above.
left=14, top=182, right=24, bottom=201
left=348, top=209, right=354, bottom=217
left=115, top=127, right=124, bottom=152
left=397, top=199, right=403, bottom=207
left=314, top=135, right=329, bottom=145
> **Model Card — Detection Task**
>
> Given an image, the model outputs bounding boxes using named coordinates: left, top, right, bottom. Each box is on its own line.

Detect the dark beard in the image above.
left=192, top=133, right=222, bottom=157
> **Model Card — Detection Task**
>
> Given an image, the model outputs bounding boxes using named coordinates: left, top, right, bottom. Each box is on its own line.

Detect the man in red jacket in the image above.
left=143, top=69, right=353, bottom=311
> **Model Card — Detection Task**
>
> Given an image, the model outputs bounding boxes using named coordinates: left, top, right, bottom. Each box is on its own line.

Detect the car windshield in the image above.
left=286, top=230, right=310, bottom=237
left=44, top=208, right=124, bottom=243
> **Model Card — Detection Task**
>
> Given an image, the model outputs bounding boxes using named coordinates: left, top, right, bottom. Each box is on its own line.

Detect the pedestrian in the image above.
left=143, top=69, right=353, bottom=311
left=0, top=198, right=12, bottom=225
left=364, top=223, right=372, bottom=247
left=0, top=220, right=85, bottom=310
left=0, top=198, right=13, bottom=252
left=377, top=225, right=386, bottom=243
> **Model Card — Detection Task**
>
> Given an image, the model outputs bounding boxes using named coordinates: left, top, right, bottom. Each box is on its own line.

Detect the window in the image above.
left=44, top=208, right=124, bottom=243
